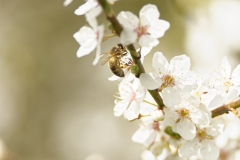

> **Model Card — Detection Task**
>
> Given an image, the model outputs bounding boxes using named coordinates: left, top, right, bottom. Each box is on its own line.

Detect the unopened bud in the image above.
left=131, top=64, right=139, bottom=75
left=151, top=110, right=164, bottom=121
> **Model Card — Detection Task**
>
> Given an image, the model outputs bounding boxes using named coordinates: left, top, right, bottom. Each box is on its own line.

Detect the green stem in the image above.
left=98, top=0, right=164, bottom=109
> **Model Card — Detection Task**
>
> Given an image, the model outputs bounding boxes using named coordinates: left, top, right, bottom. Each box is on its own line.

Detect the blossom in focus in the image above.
left=140, top=52, right=197, bottom=107
left=117, top=4, right=170, bottom=47
left=73, top=19, right=104, bottom=65
left=114, top=78, right=146, bottom=120
left=178, top=118, right=225, bottom=160
left=163, top=99, right=211, bottom=140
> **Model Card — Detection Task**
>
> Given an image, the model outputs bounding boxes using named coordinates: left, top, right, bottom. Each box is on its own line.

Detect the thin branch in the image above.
left=212, top=98, right=240, bottom=118
left=98, top=0, right=164, bottom=109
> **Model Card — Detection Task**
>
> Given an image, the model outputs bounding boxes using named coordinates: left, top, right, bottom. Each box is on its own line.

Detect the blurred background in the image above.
left=0, top=0, right=240, bottom=159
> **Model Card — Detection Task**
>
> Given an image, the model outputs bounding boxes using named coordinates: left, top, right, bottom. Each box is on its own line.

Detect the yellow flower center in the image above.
left=176, top=108, right=189, bottom=122
left=158, top=75, right=175, bottom=92
left=197, top=129, right=213, bottom=141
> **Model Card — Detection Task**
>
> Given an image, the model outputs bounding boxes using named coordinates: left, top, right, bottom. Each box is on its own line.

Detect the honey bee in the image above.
left=100, top=44, right=132, bottom=77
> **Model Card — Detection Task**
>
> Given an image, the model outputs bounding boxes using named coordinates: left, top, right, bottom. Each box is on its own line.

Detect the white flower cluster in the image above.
left=115, top=52, right=240, bottom=160
left=67, top=1, right=240, bottom=160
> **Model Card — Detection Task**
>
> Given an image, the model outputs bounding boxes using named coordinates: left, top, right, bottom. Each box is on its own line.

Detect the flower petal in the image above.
left=92, top=25, right=104, bottom=65
left=162, top=87, right=181, bottom=107
left=126, top=101, right=140, bottom=120
left=117, top=11, right=139, bottom=29
left=210, top=117, right=225, bottom=134
left=225, top=88, right=239, bottom=103
left=152, top=52, right=169, bottom=74
left=140, top=46, right=152, bottom=57
left=63, top=0, right=73, bottom=6
left=118, top=81, right=132, bottom=99
left=120, top=28, right=137, bottom=45
left=132, top=126, right=157, bottom=147
left=140, top=73, right=162, bottom=90
left=138, top=35, right=159, bottom=47
left=148, top=19, right=170, bottom=38
left=76, top=43, right=97, bottom=58
left=141, top=150, right=155, bottom=160
left=73, top=26, right=96, bottom=47
left=108, top=75, right=120, bottom=81
left=113, top=100, right=129, bottom=117
left=85, top=5, right=102, bottom=22
left=178, top=139, right=199, bottom=157
left=74, top=0, right=98, bottom=16
left=221, top=56, right=231, bottom=79
left=200, top=140, right=219, bottom=160
left=232, top=64, right=240, bottom=85
left=175, top=119, right=196, bottom=140
left=169, top=55, right=190, bottom=76
left=208, top=95, right=224, bottom=110
left=139, top=4, right=160, bottom=21
left=140, top=103, right=156, bottom=116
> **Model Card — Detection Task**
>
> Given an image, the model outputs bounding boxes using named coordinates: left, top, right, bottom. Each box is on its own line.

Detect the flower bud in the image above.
left=131, top=64, right=139, bottom=75
left=151, top=110, right=164, bottom=121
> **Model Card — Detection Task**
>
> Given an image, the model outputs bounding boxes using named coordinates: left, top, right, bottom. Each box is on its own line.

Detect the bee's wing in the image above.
left=99, top=52, right=109, bottom=59
left=92, top=52, right=108, bottom=64
left=101, top=55, right=113, bottom=66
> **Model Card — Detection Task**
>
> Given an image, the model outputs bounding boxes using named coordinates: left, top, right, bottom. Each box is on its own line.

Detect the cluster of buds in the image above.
left=65, top=0, right=240, bottom=159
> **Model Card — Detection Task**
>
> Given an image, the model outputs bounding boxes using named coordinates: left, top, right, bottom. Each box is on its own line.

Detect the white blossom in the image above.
left=114, top=78, right=146, bottom=120
left=163, top=99, right=211, bottom=140
left=178, top=118, right=225, bottom=160
left=140, top=52, right=197, bottom=107
left=73, top=19, right=104, bottom=65
left=117, top=4, right=169, bottom=47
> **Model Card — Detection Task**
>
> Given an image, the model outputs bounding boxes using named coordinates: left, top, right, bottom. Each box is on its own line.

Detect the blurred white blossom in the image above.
left=63, top=0, right=73, bottom=6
